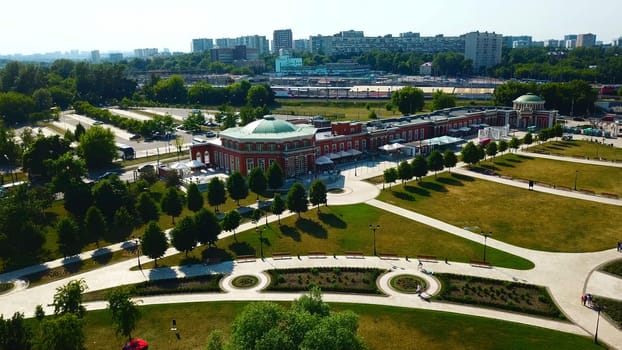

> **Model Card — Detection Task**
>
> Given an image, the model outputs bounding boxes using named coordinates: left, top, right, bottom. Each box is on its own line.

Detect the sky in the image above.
left=2, top=0, right=621, bottom=55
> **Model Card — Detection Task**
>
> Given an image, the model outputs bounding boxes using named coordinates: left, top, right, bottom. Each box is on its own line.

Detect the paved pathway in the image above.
left=1, top=144, right=622, bottom=348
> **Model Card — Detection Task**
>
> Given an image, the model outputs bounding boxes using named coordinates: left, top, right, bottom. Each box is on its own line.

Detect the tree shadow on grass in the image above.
left=404, top=185, right=430, bottom=196
left=419, top=181, right=447, bottom=193
left=229, top=241, right=255, bottom=256
left=296, top=218, right=328, bottom=239
left=180, top=256, right=201, bottom=266
left=505, top=157, right=523, bottom=163
left=516, top=155, right=534, bottom=160
left=492, top=161, right=515, bottom=168
left=392, top=191, right=416, bottom=201
left=202, top=246, right=234, bottom=261
left=318, top=212, right=347, bottom=229
left=280, top=225, right=301, bottom=241
left=62, top=256, right=84, bottom=274
left=437, top=177, right=463, bottom=186
left=451, top=173, right=474, bottom=182
left=92, top=247, right=112, bottom=265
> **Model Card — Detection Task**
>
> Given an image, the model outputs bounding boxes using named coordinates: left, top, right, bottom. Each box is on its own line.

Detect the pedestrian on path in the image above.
left=418, top=260, right=423, bottom=270
left=581, top=294, right=586, bottom=306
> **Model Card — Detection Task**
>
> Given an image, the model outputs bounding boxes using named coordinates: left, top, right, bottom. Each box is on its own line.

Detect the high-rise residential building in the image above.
left=544, top=39, right=562, bottom=48
left=108, top=53, right=123, bottom=63
left=503, top=35, right=532, bottom=48
left=614, top=37, right=622, bottom=47
left=191, top=38, right=214, bottom=53
left=90, top=50, right=100, bottom=63
left=214, top=35, right=269, bottom=55
left=272, top=29, right=293, bottom=53
left=134, top=48, right=158, bottom=58
left=564, top=34, right=578, bottom=41
left=577, top=33, right=596, bottom=47
left=464, top=31, right=502, bottom=71
left=293, top=39, right=310, bottom=52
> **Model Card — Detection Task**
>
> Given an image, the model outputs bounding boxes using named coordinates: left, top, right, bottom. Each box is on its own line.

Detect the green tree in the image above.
left=32, top=313, right=84, bottom=350
left=412, top=155, right=429, bottom=180
left=431, top=90, right=456, bottom=110
left=74, top=123, right=86, bottom=141
left=140, top=221, right=168, bottom=267
left=135, top=192, right=160, bottom=224
left=309, top=179, right=327, bottom=212
left=153, top=75, right=187, bottom=104
left=84, top=206, right=107, bottom=245
left=182, top=110, right=206, bottom=133
left=222, top=210, right=242, bottom=241
left=368, top=109, right=377, bottom=119
left=247, top=167, right=267, bottom=200
left=391, top=86, right=424, bottom=115
left=427, top=151, right=444, bottom=177
left=106, top=287, right=141, bottom=342
left=443, top=150, right=458, bottom=173
left=194, top=208, right=221, bottom=246
left=91, top=177, right=128, bottom=220
left=45, top=152, right=87, bottom=193
left=267, top=161, right=285, bottom=189
left=300, top=310, right=366, bottom=350
left=271, top=193, right=286, bottom=224
left=113, top=206, right=134, bottom=238
left=22, top=135, right=71, bottom=177
left=52, top=279, right=87, bottom=318
left=250, top=208, right=262, bottom=227
left=383, top=167, right=398, bottom=189
left=63, top=182, right=93, bottom=218
left=226, top=171, right=249, bottom=206
left=56, top=217, right=81, bottom=257
left=161, top=187, right=183, bottom=224
left=207, top=177, right=227, bottom=212
left=186, top=182, right=204, bottom=212
left=523, top=132, right=533, bottom=145
left=397, top=160, right=413, bottom=183
left=246, top=84, right=274, bottom=107
left=77, top=125, right=116, bottom=169
left=461, top=142, right=480, bottom=166
left=0, top=312, right=31, bottom=350
left=286, top=182, right=308, bottom=218
left=170, top=216, right=197, bottom=256
left=498, top=139, right=508, bottom=154
left=509, top=137, right=521, bottom=153
left=486, top=141, right=498, bottom=160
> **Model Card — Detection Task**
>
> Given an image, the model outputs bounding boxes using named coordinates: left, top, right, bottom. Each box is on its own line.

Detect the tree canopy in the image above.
left=140, top=221, right=168, bottom=267
left=77, top=125, right=117, bottom=169
left=286, top=182, right=308, bottom=218
left=227, top=171, right=249, bottom=205
left=391, top=86, right=424, bottom=115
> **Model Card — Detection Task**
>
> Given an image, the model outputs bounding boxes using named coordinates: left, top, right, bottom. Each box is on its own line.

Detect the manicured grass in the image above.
left=434, top=273, right=565, bottom=320
left=600, top=258, right=622, bottom=278
left=592, top=296, right=622, bottom=329
left=390, top=274, right=427, bottom=293
left=376, top=173, right=621, bottom=252
left=267, top=267, right=384, bottom=294
left=476, top=153, right=622, bottom=196
left=231, top=275, right=259, bottom=289
left=82, top=274, right=223, bottom=302
left=80, top=301, right=601, bottom=350
left=527, top=140, right=622, bottom=162
left=143, top=203, right=533, bottom=270
left=0, top=282, right=13, bottom=294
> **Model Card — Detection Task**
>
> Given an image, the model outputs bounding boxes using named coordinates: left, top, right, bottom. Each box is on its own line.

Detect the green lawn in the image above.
left=144, top=203, right=533, bottom=270
left=477, top=153, right=622, bottom=196
left=376, top=173, right=621, bottom=252
left=527, top=140, right=622, bottom=162
left=80, top=301, right=601, bottom=350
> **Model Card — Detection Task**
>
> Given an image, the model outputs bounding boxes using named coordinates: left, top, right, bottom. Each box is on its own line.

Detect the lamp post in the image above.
left=594, top=305, right=602, bottom=344
left=135, top=238, right=141, bottom=269
left=369, top=224, right=380, bottom=256
left=574, top=170, right=578, bottom=191
left=3, top=154, right=14, bottom=185
left=256, top=226, right=265, bottom=259
left=482, top=231, right=492, bottom=262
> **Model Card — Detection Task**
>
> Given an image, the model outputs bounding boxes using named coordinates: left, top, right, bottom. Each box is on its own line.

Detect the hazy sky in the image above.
left=2, top=0, right=621, bottom=55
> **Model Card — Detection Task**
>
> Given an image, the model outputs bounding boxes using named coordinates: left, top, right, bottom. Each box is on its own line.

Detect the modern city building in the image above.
left=275, top=55, right=303, bottom=73
left=464, top=31, right=503, bottom=71
left=189, top=95, right=556, bottom=177
left=213, top=35, right=269, bottom=55
left=191, top=38, right=214, bottom=53
left=503, top=35, right=532, bottom=48
left=134, top=48, right=158, bottom=58
left=577, top=33, right=596, bottom=47
left=108, top=53, right=123, bottom=63
left=90, top=50, right=100, bottom=63
left=273, top=29, right=293, bottom=53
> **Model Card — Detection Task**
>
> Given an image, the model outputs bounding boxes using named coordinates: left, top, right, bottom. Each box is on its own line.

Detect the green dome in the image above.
left=242, top=115, right=297, bottom=134
left=513, top=93, right=544, bottom=103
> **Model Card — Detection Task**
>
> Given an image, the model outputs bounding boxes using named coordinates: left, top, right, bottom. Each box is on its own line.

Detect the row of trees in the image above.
left=383, top=149, right=458, bottom=187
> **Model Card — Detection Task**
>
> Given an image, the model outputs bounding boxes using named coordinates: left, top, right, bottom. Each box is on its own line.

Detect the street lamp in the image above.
left=134, top=237, right=142, bottom=269
left=3, top=154, right=14, bottom=185
left=256, top=226, right=265, bottom=259
left=369, top=224, right=380, bottom=256
left=482, top=231, right=492, bottom=262
left=594, top=305, right=602, bottom=344
left=574, top=170, right=578, bottom=191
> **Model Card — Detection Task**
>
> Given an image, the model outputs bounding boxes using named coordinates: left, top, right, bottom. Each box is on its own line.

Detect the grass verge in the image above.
left=82, top=274, right=223, bottom=302
left=390, top=274, right=428, bottom=293
left=376, top=172, right=621, bottom=252
left=79, top=301, right=601, bottom=350
left=434, top=273, right=565, bottom=320
left=527, top=140, right=622, bottom=162
left=600, top=258, right=622, bottom=278
left=267, top=267, right=384, bottom=294
left=592, top=296, right=622, bottom=329
left=141, top=203, right=533, bottom=270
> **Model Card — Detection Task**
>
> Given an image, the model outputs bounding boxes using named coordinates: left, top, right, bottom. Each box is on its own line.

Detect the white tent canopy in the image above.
left=378, top=143, right=404, bottom=152
left=315, top=156, right=334, bottom=165
left=169, top=162, right=188, bottom=170
left=185, top=159, right=205, bottom=168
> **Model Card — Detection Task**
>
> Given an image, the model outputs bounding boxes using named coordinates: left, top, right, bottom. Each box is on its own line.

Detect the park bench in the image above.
left=308, top=251, right=327, bottom=259
left=272, top=252, right=292, bottom=260
left=469, top=259, right=491, bottom=268
left=236, top=255, right=256, bottom=263
left=345, top=251, right=364, bottom=259
left=379, top=252, right=399, bottom=260
left=417, top=255, right=438, bottom=262
left=600, top=192, right=619, bottom=199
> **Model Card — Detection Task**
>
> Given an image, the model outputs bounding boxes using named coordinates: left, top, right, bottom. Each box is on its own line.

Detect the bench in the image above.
left=417, top=255, right=438, bottom=262
left=308, top=251, right=327, bottom=259
left=600, top=192, right=619, bottom=199
left=236, top=255, right=256, bottom=263
left=344, top=251, right=364, bottom=259
left=272, top=252, right=292, bottom=260
left=470, top=259, right=491, bottom=268
left=379, top=252, right=399, bottom=260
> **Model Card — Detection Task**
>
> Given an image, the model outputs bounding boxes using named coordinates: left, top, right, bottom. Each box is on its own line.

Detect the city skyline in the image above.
left=2, top=0, right=621, bottom=55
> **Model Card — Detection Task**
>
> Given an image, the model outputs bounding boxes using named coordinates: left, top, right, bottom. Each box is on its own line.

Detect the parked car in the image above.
left=205, top=131, right=216, bottom=138
left=129, top=134, right=141, bottom=140
left=137, top=164, right=155, bottom=173
left=93, top=121, right=104, bottom=125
